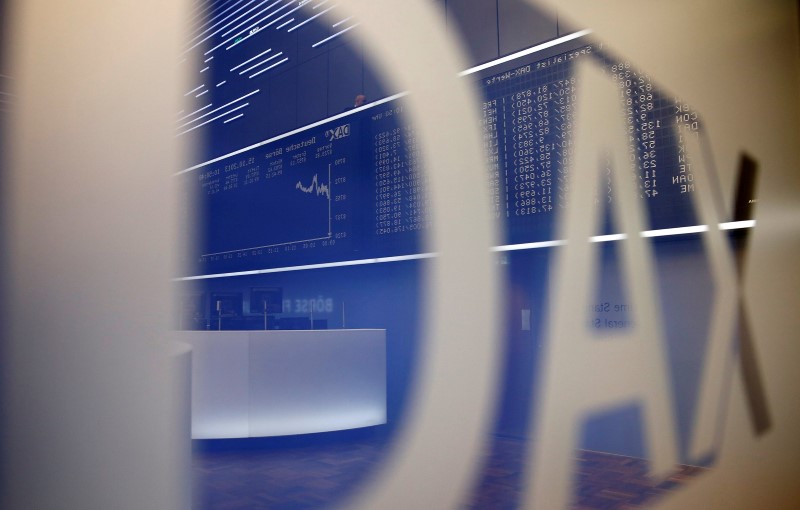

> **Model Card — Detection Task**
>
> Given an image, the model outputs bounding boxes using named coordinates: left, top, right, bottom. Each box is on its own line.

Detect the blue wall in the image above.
left=182, top=1, right=724, bottom=464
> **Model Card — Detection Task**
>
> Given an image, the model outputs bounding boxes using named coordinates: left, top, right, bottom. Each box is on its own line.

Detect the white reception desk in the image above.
left=177, top=329, right=386, bottom=439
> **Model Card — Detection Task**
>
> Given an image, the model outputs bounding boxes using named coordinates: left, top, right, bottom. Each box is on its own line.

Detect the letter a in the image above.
left=523, top=61, right=679, bottom=509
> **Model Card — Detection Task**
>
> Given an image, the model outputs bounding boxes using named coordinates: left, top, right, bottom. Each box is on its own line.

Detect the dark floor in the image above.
left=193, top=432, right=706, bottom=509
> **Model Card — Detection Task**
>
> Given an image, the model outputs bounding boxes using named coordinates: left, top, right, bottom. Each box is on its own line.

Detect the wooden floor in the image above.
left=193, top=433, right=706, bottom=509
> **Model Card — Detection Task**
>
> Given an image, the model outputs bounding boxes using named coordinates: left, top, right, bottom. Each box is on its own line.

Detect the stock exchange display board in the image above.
left=179, top=37, right=702, bottom=277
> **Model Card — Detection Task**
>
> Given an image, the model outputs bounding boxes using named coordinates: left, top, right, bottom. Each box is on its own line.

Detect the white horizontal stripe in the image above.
left=641, top=225, right=708, bottom=237
left=176, top=89, right=259, bottom=129
left=176, top=103, right=250, bottom=136
left=248, top=57, right=288, bottom=78
left=183, top=0, right=273, bottom=55
left=230, top=48, right=273, bottom=71
left=276, top=17, right=295, bottom=29
left=187, top=0, right=249, bottom=44
left=224, top=113, right=245, bottom=123
left=184, top=84, right=205, bottom=96
left=332, top=16, right=352, bottom=28
left=206, top=1, right=290, bottom=55
left=265, top=3, right=304, bottom=28
left=590, top=233, right=628, bottom=242
left=220, top=0, right=285, bottom=39
left=174, top=252, right=436, bottom=281
left=175, top=103, right=212, bottom=122
left=288, top=4, right=336, bottom=32
left=311, top=23, right=358, bottom=48
left=720, top=219, right=756, bottom=230
left=176, top=221, right=757, bottom=280
left=491, top=240, right=566, bottom=252
left=239, top=52, right=283, bottom=75
left=176, top=91, right=408, bottom=175
left=225, top=26, right=262, bottom=50
left=459, top=29, right=593, bottom=77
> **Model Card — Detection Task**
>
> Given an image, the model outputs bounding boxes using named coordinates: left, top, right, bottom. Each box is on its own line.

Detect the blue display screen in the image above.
left=178, top=9, right=701, bottom=278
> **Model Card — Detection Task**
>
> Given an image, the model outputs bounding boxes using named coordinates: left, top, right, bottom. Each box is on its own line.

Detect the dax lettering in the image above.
left=325, top=123, right=351, bottom=142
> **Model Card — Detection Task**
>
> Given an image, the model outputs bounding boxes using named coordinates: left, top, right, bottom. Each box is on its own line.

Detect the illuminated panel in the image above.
left=180, top=331, right=250, bottom=439
left=178, top=329, right=386, bottom=439
left=248, top=329, right=386, bottom=436
left=181, top=31, right=717, bottom=279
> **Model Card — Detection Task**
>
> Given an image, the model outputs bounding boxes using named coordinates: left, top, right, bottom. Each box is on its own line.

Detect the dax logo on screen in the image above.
left=325, top=124, right=350, bottom=142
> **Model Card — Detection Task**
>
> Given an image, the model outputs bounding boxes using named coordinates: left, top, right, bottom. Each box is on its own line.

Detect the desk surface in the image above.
left=178, top=329, right=387, bottom=439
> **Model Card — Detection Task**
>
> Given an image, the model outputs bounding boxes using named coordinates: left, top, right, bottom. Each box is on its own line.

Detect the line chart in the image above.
left=200, top=162, right=336, bottom=258
left=296, top=173, right=331, bottom=199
